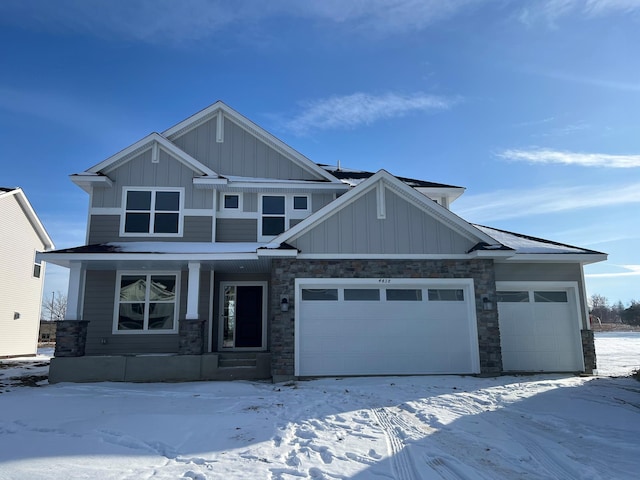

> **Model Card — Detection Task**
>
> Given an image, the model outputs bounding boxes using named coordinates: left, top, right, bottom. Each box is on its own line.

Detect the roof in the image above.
left=318, top=164, right=463, bottom=189
left=0, top=187, right=55, bottom=251
left=475, top=224, right=607, bottom=255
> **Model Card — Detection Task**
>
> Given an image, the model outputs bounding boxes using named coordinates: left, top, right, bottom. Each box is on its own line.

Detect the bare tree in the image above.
left=42, top=291, right=67, bottom=321
left=589, top=293, right=611, bottom=323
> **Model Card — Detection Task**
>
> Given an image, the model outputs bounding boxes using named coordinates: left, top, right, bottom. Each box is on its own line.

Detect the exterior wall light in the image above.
left=482, top=297, right=493, bottom=311
left=281, top=297, right=290, bottom=312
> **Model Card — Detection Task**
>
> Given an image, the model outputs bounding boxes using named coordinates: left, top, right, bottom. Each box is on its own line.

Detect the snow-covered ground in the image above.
left=0, top=335, right=638, bottom=479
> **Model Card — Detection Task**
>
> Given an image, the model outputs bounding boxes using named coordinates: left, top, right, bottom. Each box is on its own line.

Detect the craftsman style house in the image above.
left=1, top=187, right=54, bottom=357
left=40, top=102, right=606, bottom=382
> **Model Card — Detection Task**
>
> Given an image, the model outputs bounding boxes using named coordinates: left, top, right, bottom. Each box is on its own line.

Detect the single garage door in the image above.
left=296, top=279, right=480, bottom=376
left=497, top=284, right=584, bottom=372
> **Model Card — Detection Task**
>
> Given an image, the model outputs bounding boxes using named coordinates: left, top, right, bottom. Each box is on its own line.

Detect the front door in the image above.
left=220, top=282, right=266, bottom=350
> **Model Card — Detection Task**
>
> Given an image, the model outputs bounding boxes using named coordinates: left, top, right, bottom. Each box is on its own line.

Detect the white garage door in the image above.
left=497, top=284, right=584, bottom=372
left=296, top=279, right=480, bottom=376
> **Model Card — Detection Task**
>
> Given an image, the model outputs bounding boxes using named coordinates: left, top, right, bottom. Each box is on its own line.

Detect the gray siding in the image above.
left=291, top=187, right=475, bottom=254
left=88, top=215, right=212, bottom=243
left=91, top=148, right=213, bottom=209
left=172, top=117, right=321, bottom=180
left=494, top=262, right=588, bottom=324
left=311, top=193, right=334, bottom=212
left=84, top=269, right=210, bottom=355
left=216, top=218, right=258, bottom=242
left=244, top=192, right=257, bottom=212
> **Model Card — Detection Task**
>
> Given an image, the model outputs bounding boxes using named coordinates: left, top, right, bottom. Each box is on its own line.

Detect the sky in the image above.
left=1, top=0, right=639, bottom=307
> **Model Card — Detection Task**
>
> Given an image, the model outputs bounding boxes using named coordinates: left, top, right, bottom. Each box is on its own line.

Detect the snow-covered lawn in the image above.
left=0, top=335, right=638, bottom=479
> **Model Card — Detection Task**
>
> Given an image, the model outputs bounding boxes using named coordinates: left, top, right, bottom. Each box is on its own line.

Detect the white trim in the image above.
left=193, top=178, right=348, bottom=192
left=207, top=270, right=215, bottom=352
left=70, top=174, right=113, bottom=193
left=211, top=191, right=217, bottom=243
left=216, top=110, right=224, bottom=143
left=120, top=187, right=185, bottom=238
left=294, top=277, right=480, bottom=376
left=376, top=183, right=386, bottom=219
left=90, top=207, right=123, bottom=215
left=186, top=262, right=201, bottom=320
left=496, top=254, right=607, bottom=264
left=221, top=192, right=243, bottom=212
left=65, top=262, right=83, bottom=320
left=218, top=281, right=268, bottom=351
left=0, top=188, right=55, bottom=250
left=151, top=143, right=159, bottom=163
left=112, top=270, right=181, bottom=335
left=183, top=208, right=213, bottom=217
left=258, top=193, right=312, bottom=242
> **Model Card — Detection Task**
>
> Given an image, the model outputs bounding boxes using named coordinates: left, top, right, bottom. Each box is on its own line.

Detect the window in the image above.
left=262, top=195, right=286, bottom=236
left=428, top=289, right=464, bottom=301
left=534, top=291, right=568, bottom=303
left=33, top=261, right=42, bottom=278
left=223, top=194, right=239, bottom=209
left=114, top=273, right=179, bottom=333
left=344, top=289, right=380, bottom=301
left=293, top=196, right=308, bottom=210
left=301, top=289, right=338, bottom=301
left=122, top=188, right=182, bottom=236
left=497, top=291, right=530, bottom=303
left=386, top=289, right=422, bottom=301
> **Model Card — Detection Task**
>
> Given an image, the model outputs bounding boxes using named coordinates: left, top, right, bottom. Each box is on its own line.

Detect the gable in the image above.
left=0, top=188, right=54, bottom=250
left=288, top=183, right=478, bottom=255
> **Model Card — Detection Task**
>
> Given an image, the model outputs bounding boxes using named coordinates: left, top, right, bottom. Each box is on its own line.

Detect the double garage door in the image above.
left=497, top=283, right=584, bottom=372
left=296, top=279, right=480, bottom=376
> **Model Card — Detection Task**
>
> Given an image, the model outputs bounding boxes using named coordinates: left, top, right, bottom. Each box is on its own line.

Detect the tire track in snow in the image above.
left=373, top=407, right=420, bottom=480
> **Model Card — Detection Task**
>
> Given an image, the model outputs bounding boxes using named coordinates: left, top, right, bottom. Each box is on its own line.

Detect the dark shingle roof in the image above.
left=318, top=165, right=462, bottom=189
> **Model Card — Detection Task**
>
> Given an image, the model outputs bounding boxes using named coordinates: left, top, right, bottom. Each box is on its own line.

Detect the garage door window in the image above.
left=301, top=289, right=338, bottom=301
left=344, top=289, right=380, bottom=301
left=428, top=289, right=464, bottom=301
left=386, top=289, right=422, bottom=301
left=497, top=291, right=529, bottom=302
left=534, top=291, right=568, bottom=303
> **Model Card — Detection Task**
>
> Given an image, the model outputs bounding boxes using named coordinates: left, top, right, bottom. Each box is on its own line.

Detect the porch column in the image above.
left=56, top=262, right=89, bottom=357
left=179, top=261, right=204, bottom=355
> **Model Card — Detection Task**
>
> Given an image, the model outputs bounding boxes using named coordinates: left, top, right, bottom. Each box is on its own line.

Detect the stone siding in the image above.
left=581, top=329, right=597, bottom=374
left=179, top=320, right=205, bottom=355
left=270, top=258, right=502, bottom=379
left=55, top=320, right=90, bottom=357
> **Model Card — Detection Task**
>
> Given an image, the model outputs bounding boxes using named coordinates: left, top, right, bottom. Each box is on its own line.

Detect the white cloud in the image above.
left=497, top=148, right=640, bottom=168
left=520, top=0, right=640, bottom=25
left=283, top=92, right=457, bottom=135
left=585, top=265, right=640, bottom=278
left=454, top=182, right=640, bottom=223
left=0, top=0, right=480, bottom=45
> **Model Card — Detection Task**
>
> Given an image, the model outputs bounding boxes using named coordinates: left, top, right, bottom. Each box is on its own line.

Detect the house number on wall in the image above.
left=378, top=278, right=391, bottom=283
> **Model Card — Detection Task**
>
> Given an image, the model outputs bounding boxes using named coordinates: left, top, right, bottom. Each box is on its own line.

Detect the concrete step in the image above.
left=218, top=357, right=256, bottom=368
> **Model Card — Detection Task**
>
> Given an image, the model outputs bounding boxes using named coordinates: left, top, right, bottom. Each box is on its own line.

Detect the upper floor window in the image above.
left=259, top=194, right=310, bottom=240
left=121, top=188, right=183, bottom=236
left=33, top=259, right=42, bottom=278
left=223, top=194, right=240, bottom=210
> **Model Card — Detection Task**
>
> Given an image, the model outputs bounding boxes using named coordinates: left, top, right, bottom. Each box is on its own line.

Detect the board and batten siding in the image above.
left=494, top=262, right=589, bottom=326
left=311, top=193, right=334, bottom=212
left=88, top=216, right=213, bottom=244
left=91, top=148, right=213, bottom=209
left=0, top=195, right=46, bottom=356
left=215, top=218, right=257, bottom=242
left=290, top=187, right=475, bottom=255
left=172, top=116, right=320, bottom=180
left=83, top=270, right=210, bottom=355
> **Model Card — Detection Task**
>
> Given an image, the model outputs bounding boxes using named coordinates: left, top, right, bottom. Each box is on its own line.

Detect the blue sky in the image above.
left=1, top=0, right=639, bottom=307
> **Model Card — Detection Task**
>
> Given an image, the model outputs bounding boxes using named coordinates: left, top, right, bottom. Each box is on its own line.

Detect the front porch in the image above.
left=48, top=352, right=272, bottom=383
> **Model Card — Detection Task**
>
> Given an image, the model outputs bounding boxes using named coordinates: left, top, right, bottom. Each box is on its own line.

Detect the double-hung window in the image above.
left=259, top=194, right=310, bottom=239
left=114, top=272, right=179, bottom=333
left=122, top=188, right=183, bottom=236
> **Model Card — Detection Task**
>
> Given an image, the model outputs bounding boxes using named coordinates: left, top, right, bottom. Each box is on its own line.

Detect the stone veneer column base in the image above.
left=55, top=320, right=90, bottom=357
left=179, top=320, right=205, bottom=355
left=581, top=329, right=597, bottom=374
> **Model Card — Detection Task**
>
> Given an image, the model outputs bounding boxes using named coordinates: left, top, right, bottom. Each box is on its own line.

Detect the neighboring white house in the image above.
left=0, top=187, right=54, bottom=357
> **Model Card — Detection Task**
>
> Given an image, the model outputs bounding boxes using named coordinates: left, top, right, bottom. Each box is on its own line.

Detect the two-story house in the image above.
left=40, top=101, right=606, bottom=383
left=1, top=187, right=54, bottom=358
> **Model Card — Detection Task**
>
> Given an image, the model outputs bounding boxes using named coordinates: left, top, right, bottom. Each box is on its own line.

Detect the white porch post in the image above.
left=186, top=261, right=201, bottom=320
left=65, top=262, right=83, bottom=320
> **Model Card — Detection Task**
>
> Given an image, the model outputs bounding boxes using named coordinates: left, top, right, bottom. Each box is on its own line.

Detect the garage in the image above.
left=497, top=282, right=584, bottom=372
left=295, top=278, right=480, bottom=376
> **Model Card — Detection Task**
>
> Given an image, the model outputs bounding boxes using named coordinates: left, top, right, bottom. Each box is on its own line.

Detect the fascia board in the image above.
left=415, top=186, right=465, bottom=202
left=163, top=101, right=342, bottom=184
left=10, top=188, right=55, bottom=250
left=256, top=249, right=298, bottom=257
left=468, top=250, right=515, bottom=259
left=495, top=253, right=608, bottom=264
left=70, top=174, right=113, bottom=192
left=85, top=133, right=219, bottom=177
left=193, top=178, right=349, bottom=192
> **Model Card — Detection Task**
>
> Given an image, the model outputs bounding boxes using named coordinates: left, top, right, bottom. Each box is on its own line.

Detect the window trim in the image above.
left=33, top=250, right=42, bottom=278
left=222, top=193, right=242, bottom=211
left=120, top=187, right=184, bottom=237
left=112, top=271, right=181, bottom=335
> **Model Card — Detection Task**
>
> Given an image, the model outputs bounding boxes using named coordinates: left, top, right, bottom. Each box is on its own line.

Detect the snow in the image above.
left=474, top=225, right=589, bottom=254
left=1, top=335, right=639, bottom=479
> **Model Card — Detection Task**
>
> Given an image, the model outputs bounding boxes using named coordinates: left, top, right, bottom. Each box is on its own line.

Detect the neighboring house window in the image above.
left=259, top=194, right=310, bottom=239
left=114, top=272, right=180, bottom=333
left=121, top=188, right=183, bottom=236
left=33, top=258, right=42, bottom=278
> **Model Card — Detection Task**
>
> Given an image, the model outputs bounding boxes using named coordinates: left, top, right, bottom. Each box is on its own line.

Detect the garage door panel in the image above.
left=298, top=280, right=478, bottom=376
